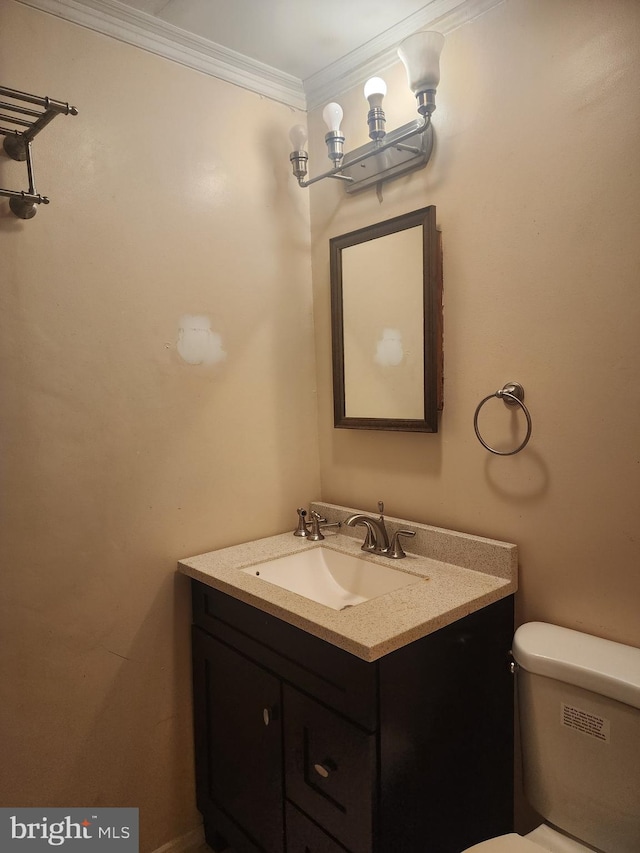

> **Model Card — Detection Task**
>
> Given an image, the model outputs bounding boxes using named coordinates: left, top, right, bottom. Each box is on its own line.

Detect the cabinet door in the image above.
left=378, top=596, right=514, bottom=851
left=192, top=627, right=284, bottom=853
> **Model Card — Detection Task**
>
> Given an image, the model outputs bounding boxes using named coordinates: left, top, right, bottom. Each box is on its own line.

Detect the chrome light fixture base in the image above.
left=341, top=119, right=433, bottom=194
left=325, top=130, right=345, bottom=164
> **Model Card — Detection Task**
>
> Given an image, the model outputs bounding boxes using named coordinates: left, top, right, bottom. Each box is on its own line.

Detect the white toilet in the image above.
left=464, top=622, right=640, bottom=853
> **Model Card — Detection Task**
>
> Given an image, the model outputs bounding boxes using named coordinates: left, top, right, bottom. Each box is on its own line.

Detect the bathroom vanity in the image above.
left=178, top=503, right=518, bottom=853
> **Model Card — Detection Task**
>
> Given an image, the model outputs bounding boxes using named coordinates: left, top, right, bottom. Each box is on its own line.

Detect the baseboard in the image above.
left=151, top=824, right=205, bottom=853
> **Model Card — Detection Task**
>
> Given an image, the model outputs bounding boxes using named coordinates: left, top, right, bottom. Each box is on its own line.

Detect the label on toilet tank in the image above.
left=561, top=703, right=610, bottom=742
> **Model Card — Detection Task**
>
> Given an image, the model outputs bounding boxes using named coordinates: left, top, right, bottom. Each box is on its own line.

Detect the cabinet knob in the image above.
left=263, top=706, right=275, bottom=726
left=313, top=759, right=336, bottom=778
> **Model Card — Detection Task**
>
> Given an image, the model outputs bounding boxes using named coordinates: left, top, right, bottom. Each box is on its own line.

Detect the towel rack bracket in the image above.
left=498, top=382, right=524, bottom=407
left=3, top=132, right=28, bottom=161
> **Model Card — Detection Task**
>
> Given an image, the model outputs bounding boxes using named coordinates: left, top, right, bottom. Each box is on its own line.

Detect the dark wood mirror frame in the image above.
left=330, top=206, right=443, bottom=432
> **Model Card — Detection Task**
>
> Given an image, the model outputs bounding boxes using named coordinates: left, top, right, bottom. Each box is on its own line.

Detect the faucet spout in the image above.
left=345, top=513, right=389, bottom=554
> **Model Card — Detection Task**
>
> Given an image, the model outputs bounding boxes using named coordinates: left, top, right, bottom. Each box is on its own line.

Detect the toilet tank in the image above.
left=512, top=622, right=640, bottom=853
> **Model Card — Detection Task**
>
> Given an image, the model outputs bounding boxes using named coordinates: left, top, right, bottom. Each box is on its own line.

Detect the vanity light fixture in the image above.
left=289, top=30, right=444, bottom=194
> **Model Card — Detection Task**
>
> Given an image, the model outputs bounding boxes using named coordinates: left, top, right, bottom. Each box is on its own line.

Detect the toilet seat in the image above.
left=463, top=835, right=543, bottom=852
left=463, top=825, right=597, bottom=853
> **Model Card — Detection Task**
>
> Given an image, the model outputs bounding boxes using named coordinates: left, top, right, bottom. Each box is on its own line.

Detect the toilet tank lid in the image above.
left=513, top=622, right=640, bottom=710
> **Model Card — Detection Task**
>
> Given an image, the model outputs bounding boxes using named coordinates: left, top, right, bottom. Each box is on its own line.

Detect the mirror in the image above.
left=330, top=206, right=443, bottom=432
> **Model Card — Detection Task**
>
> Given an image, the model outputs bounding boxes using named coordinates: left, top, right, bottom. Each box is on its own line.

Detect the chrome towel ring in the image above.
left=473, top=382, right=532, bottom=456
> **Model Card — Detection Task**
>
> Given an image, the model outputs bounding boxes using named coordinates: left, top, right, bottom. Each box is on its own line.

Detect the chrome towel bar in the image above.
left=0, top=84, right=78, bottom=219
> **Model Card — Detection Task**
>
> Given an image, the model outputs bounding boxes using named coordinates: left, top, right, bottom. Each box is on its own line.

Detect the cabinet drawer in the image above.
left=192, top=581, right=378, bottom=730
left=284, top=685, right=375, bottom=853
left=286, top=802, right=352, bottom=853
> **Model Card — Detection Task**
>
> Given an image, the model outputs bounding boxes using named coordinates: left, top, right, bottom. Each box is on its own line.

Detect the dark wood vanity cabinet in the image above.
left=190, top=580, right=514, bottom=853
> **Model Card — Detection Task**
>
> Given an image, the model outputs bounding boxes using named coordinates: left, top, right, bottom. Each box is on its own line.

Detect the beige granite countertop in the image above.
left=177, top=502, right=518, bottom=662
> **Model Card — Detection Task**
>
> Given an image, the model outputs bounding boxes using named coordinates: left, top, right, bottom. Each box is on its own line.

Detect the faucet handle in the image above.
left=376, top=501, right=390, bottom=551
left=308, top=511, right=340, bottom=541
left=310, top=510, right=326, bottom=524
left=388, top=529, right=416, bottom=559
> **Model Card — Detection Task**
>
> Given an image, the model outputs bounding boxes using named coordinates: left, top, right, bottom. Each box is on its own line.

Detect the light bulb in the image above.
left=364, top=77, right=387, bottom=109
left=289, top=124, right=308, bottom=182
left=288, top=124, right=307, bottom=151
left=322, top=102, right=343, bottom=134
left=397, top=31, right=444, bottom=95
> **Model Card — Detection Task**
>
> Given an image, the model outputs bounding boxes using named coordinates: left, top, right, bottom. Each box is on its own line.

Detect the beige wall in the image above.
left=2, top=0, right=640, bottom=846
left=0, top=2, right=319, bottom=850
left=311, top=0, right=640, bottom=648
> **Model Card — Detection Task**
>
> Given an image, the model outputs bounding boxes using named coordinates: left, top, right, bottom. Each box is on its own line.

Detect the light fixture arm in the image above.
left=294, top=114, right=431, bottom=189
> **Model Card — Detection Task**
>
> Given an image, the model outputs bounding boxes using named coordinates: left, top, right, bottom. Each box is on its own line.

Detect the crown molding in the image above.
left=14, top=0, right=503, bottom=112
left=14, top=0, right=307, bottom=110
left=303, top=0, right=505, bottom=110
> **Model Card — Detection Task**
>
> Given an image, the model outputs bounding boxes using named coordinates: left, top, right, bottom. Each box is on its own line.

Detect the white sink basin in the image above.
left=241, top=546, right=421, bottom=610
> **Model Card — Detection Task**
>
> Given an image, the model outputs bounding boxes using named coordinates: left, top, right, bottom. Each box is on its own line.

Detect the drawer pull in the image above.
left=313, top=759, right=336, bottom=778
left=263, top=706, right=274, bottom=726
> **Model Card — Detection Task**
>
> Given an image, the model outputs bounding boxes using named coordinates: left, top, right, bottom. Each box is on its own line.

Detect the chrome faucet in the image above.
left=345, top=514, right=388, bottom=553
left=345, top=501, right=390, bottom=553
left=345, top=501, right=415, bottom=558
